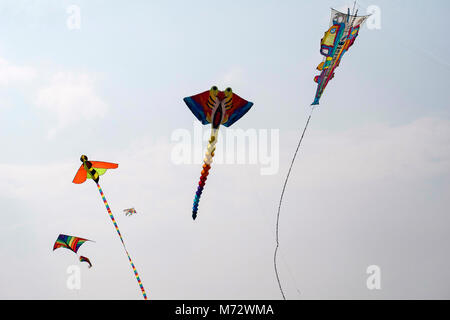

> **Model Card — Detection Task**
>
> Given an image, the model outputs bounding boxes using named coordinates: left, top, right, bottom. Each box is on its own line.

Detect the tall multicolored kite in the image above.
left=73, top=155, right=148, bottom=300
left=184, top=86, right=253, bottom=220
left=312, top=7, right=369, bottom=105
left=274, top=5, right=369, bottom=300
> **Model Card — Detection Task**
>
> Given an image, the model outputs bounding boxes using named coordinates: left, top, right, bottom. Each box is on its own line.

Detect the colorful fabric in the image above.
left=192, top=129, right=218, bottom=220
left=184, top=87, right=253, bottom=220
left=123, top=208, right=137, bottom=216
left=183, top=86, right=253, bottom=128
left=79, top=256, right=92, bottom=268
left=312, top=8, right=369, bottom=105
left=53, top=234, right=90, bottom=254
left=96, top=183, right=148, bottom=300
left=73, top=155, right=118, bottom=184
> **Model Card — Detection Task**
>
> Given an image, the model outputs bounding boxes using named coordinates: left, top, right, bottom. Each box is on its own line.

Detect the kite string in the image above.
left=274, top=106, right=315, bottom=300
left=96, top=183, right=148, bottom=300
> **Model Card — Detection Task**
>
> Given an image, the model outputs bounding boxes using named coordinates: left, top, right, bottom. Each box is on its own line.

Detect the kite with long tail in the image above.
left=73, top=155, right=148, bottom=300
left=274, top=5, right=369, bottom=300
left=184, top=86, right=253, bottom=220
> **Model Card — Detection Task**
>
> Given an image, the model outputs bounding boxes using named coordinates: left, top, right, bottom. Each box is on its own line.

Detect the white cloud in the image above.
left=290, top=117, right=450, bottom=188
left=34, top=72, right=108, bottom=137
left=0, top=57, right=36, bottom=86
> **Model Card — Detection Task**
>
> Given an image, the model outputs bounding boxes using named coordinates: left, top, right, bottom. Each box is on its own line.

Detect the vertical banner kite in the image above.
left=274, top=5, right=369, bottom=300
left=184, top=86, right=254, bottom=220
left=73, top=155, right=148, bottom=300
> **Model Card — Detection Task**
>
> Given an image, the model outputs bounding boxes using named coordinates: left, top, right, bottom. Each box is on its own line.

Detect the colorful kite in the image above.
left=53, top=234, right=93, bottom=267
left=312, top=7, right=369, bottom=105
left=274, top=5, right=369, bottom=300
left=184, top=86, right=253, bottom=220
left=123, top=208, right=137, bottom=217
left=79, top=256, right=92, bottom=268
left=53, top=234, right=91, bottom=254
left=73, top=155, right=148, bottom=300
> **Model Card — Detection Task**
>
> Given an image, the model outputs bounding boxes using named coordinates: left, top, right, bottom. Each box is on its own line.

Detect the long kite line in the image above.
left=274, top=4, right=369, bottom=299
left=274, top=106, right=315, bottom=300
left=72, top=155, right=148, bottom=299
left=97, top=182, right=148, bottom=300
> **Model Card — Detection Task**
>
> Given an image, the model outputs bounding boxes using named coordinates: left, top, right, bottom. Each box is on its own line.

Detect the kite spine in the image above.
left=192, top=128, right=219, bottom=220
left=96, top=183, right=148, bottom=300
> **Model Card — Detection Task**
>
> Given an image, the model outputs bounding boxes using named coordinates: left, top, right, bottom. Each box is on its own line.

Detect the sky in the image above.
left=0, top=0, right=449, bottom=299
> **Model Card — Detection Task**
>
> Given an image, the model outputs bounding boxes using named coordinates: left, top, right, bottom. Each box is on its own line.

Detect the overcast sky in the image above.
left=0, top=0, right=449, bottom=299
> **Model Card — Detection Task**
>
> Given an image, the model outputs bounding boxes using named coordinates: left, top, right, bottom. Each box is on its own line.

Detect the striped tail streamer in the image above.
left=96, top=183, right=148, bottom=300
left=192, top=128, right=219, bottom=220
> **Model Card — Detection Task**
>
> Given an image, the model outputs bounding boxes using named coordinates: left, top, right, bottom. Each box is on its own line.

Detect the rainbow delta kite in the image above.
left=53, top=234, right=93, bottom=267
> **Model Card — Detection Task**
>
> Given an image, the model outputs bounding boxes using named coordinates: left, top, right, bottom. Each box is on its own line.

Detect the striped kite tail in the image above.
left=192, top=129, right=218, bottom=220
left=96, top=183, right=148, bottom=300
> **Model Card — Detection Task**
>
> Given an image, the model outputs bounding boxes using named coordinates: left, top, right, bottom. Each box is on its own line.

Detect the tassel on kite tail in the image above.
left=96, top=183, right=148, bottom=300
left=192, top=128, right=219, bottom=220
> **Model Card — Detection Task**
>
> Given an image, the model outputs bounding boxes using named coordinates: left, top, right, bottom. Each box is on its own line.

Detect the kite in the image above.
left=312, top=7, right=369, bottom=105
left=79, top=256, right=92, bottom=268
left=123, top=208, right=137, bottom=217
left=72, top=155, right=118, bottom=184
left=274, top=4, right=369, bottom=300
left=184, top=86, right=253, bottom=220
left=53, top=234, right=93, bottom=267
left=53, top=234, right=91, bottom=253
left=73, top=155, right=148, bottom=300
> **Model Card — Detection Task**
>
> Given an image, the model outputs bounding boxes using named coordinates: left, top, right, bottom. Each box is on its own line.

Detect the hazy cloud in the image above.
left=0, top=117, right=449, bottom=299
left=0, top=57, right=36, bottom=86
left=34, top=72, right=108, bottom=138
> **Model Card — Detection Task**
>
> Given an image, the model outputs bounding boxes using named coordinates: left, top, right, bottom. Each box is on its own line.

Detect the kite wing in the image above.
left=73, top=165, right=87, bottom=184
left=86, top=161, right=118, bottom=180
left=53, top=234, right=90, bottom=254
left=184, top=89, right=253, bottom=127
left=183, top=90, right=214, bottom=125
left=90, top=161, right=119, bottom=170
left=79, top=256, right=92, bottom=268
left=73, top=160, right=118, bottom=184
left=222, top=92, right=253, bottom=127
left=312, top=8, right=369, bottom=105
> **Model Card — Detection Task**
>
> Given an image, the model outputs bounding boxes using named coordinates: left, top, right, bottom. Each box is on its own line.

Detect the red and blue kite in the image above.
left=184, top=86, right=253, bottom=220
